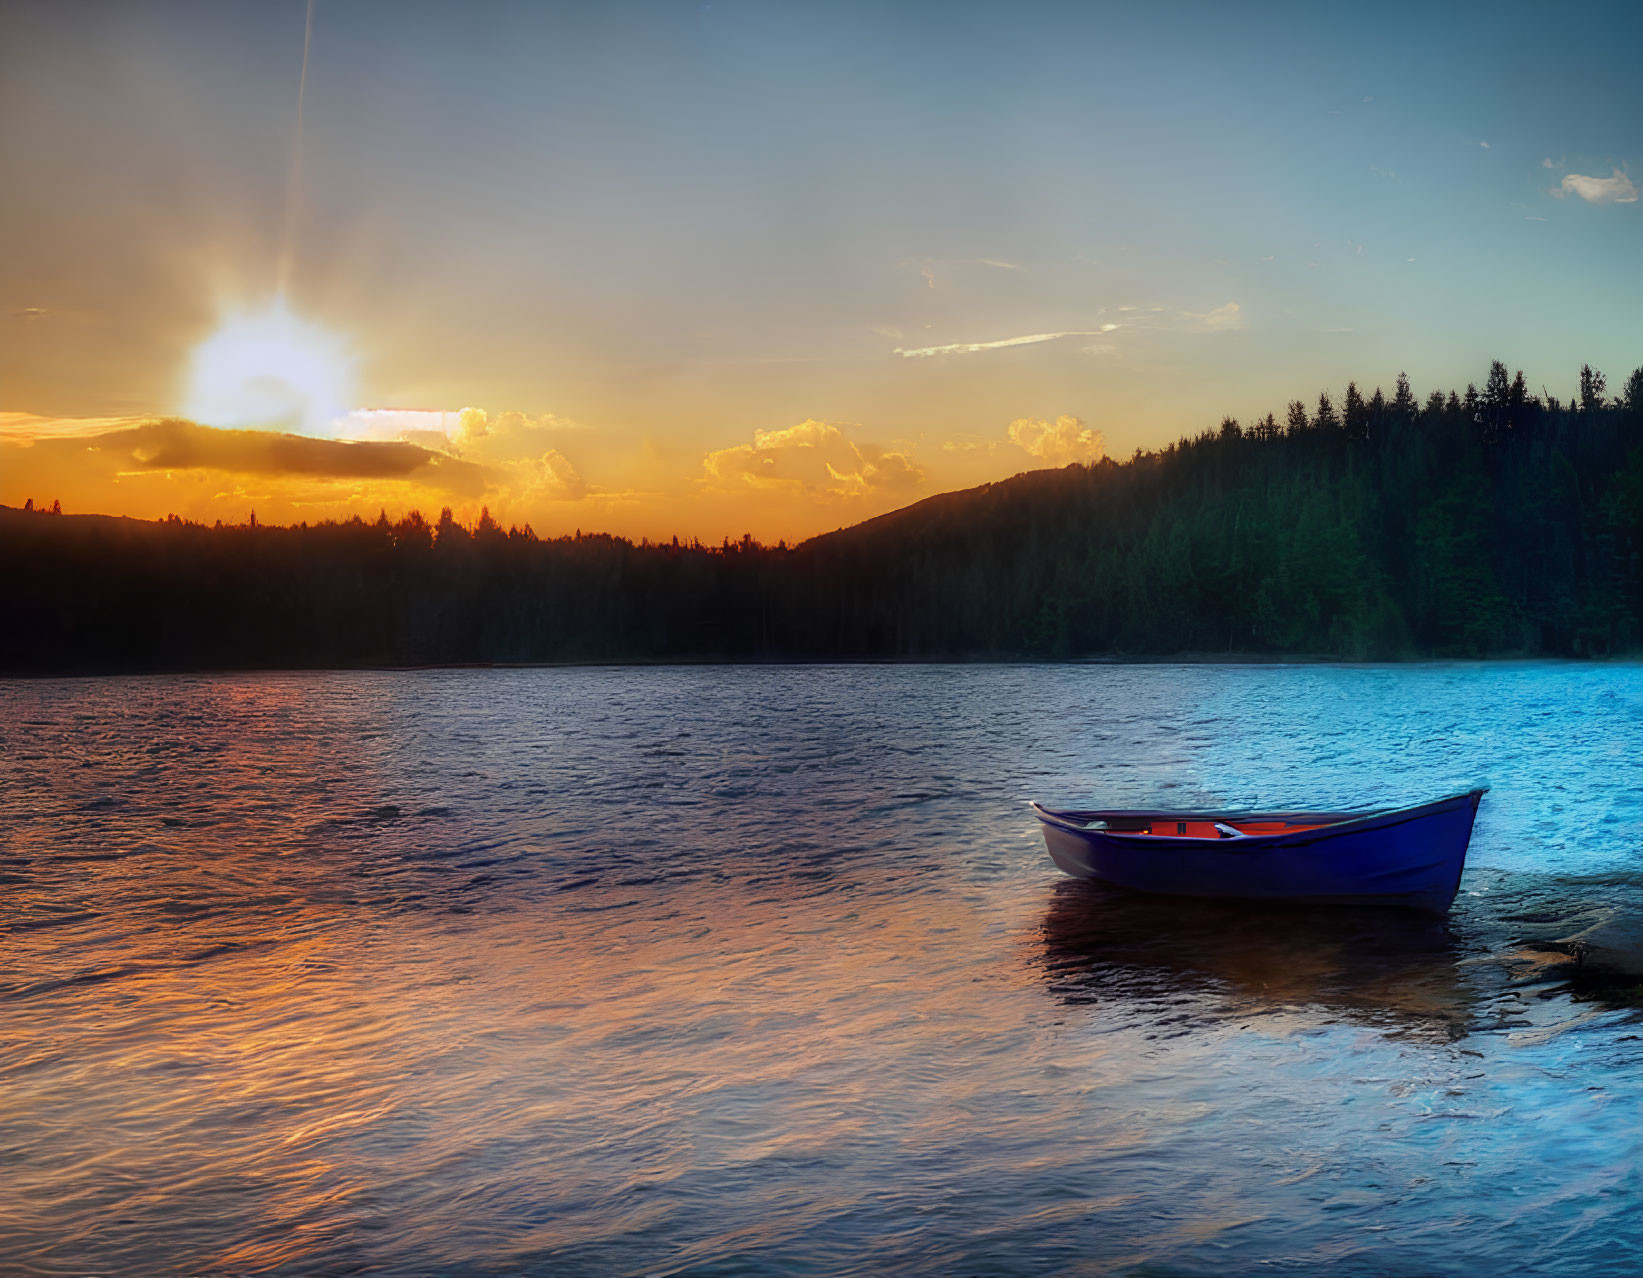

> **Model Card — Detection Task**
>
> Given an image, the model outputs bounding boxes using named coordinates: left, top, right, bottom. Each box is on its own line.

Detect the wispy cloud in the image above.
left=0, top=411, right=137, bottom=439
left=941, top=435, right=1001, bottom=455
left=895, top=329, right=1114, bottom=358
left=897, top=301, right=1244, bottom=357
left=901, top=256, right=1027, bottom=289
left=1182, top=302, right=1244, bottom=332
left=1554, top=169, right=1638, bottom=204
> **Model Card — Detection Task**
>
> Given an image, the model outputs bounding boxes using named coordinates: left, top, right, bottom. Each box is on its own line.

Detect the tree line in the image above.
left=5, top=358, right=1643, bottom=672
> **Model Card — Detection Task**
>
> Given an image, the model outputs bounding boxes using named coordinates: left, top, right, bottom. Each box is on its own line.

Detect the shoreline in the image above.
left=1, top=651, right=1630, bottom=681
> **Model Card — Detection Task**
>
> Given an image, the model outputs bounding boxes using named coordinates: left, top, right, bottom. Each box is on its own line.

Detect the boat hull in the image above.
left=1034, top=791, right=1484, bottom=915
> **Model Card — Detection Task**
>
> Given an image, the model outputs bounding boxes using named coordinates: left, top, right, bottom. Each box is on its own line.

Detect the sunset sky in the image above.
left=4, top=0, right=1641, bottom=541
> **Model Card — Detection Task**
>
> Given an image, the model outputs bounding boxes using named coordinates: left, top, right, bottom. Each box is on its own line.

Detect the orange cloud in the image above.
left=4, top=416, right=486, bottom=488
left=1007, top=415, right=1105, bottom=467
left=0, top=416, right=492, bottom=528
left=111, top=419, right=489, bottom=489
left=446, top=407, right=588, bottom=501
left=702, top=420, right=924, bottom=498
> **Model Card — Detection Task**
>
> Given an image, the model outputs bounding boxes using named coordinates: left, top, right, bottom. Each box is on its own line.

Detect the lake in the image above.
left=3, top=663, right=1642, bottom=1275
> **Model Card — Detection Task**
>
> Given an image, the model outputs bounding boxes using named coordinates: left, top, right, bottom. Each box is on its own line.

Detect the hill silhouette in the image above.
left=5, top=359, right=1643, bottom=672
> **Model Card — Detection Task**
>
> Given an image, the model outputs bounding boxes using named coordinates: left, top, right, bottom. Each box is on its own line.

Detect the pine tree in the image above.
left=1394, top=372, right=1417, bottom=416
left=1482, top=361, right=1511, bottom=441
left=1622, top=368, right=1643, bottom=414
left=1579, top=364, right=1608, bottom=413
left=1344, top=382, right=1368, bottom=441
left=1314, top=391, right=1339, bottom=432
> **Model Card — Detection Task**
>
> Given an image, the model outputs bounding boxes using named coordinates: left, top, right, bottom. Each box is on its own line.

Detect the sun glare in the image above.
left=183, top=299, right=354, bottom=436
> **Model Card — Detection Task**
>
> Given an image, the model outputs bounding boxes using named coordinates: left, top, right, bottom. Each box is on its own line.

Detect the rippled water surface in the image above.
left=4, top=663, right=1643, bottom=1275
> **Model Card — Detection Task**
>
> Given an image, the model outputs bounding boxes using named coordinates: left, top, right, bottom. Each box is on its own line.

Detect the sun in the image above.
left=183, top=298, right=354, bottom=436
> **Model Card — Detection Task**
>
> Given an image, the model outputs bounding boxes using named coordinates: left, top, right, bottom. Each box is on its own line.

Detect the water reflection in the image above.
left=6, top=665, right=1643, bottom=1274
left=1036, top=878, right=1476, bottom=1037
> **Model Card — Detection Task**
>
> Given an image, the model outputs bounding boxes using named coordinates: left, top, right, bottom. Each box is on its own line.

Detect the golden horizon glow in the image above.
left=0, top=396, right=1107, bottom=543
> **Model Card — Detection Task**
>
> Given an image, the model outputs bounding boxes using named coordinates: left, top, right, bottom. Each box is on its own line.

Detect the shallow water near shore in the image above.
left=3, top=663, right=1642, bottom=1275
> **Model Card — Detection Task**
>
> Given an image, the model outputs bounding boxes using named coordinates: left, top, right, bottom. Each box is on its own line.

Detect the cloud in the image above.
left=856, top=445, right=923, bottom=491
left=0, top=408, right=630, bottom=533
left=941, top=436, right=1002, bottom=455
left=896, top=329, right=1113, bottom=358
left=1007, top=415, right=1105, bottom=467
left=440, top=408, right=588, bottom=501
left=332, top=407, right=454, bottom=443
left=0, top=411, right=136, bottom=440
left=112, top=419, right=489, bottom=492
left=1554, top=169, right=1638, bottom=204
left=901, top=256, right=1026, bottom=290
left=702, top=420, right=924, bottom=497
left=449, top=406, right=583, bottom=449
left=510, top=448, right=587, bottom=502
left=1182, top=301, right=1245, bottom=332
left=333, top=406, right=589, bottom=502
left=0, top=417, right=494, bottom=525
left=904, top=304, right=1241, bottom=358
left=11, top=307, right=48, bottom=320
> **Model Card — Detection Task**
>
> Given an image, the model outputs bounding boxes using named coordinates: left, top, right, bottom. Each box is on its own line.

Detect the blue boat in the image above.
left=1030, top=789, right=1486, bottom=914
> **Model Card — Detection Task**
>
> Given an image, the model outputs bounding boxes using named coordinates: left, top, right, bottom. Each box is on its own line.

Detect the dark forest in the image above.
left=7, top=359, right=1643, bottom=672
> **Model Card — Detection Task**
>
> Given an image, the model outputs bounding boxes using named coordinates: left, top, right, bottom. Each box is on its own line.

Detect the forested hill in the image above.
left=5, top=359, right=1643, bottom=672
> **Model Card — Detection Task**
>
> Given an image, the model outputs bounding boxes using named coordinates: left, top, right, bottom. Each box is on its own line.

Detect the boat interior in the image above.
left=1075, top=814, right=1349, bottom=839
